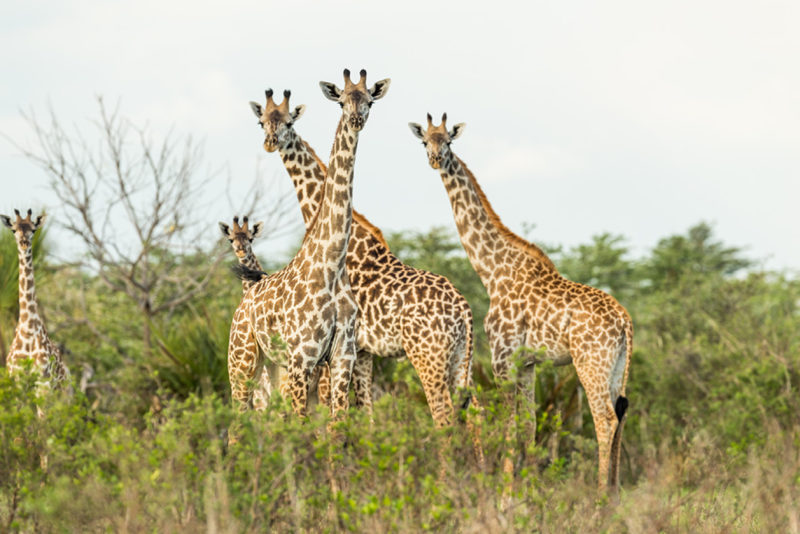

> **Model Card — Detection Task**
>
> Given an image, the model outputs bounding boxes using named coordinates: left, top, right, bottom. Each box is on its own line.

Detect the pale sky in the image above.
left=1, top=1, right=799, bottom=271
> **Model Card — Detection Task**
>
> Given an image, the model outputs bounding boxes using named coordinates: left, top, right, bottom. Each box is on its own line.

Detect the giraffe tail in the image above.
left=455, top=303, right=475, bottom=412
left=231, top=263, right=267, bottom=283
left=609, top=320, right=632, bottom=490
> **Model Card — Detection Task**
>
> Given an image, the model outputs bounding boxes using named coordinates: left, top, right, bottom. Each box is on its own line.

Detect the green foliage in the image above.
left=151, top=308, right=231, bottom=400
left=643, top=221, right=752, bottom=291
left=550, top=232, right=639, bottom=301
left=2, top=221, right=799, bottom=531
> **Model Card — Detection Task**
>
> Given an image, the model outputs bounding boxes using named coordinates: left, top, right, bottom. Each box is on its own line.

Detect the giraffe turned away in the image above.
left=227, top=69, right=389, bottom=419
left=409, top=114, right=632, bottom=494
left=1, top=209, right=70, bottom=391
left=248, top=88, right=482, bottom=452
left=219, top=215, right=331, bottom=409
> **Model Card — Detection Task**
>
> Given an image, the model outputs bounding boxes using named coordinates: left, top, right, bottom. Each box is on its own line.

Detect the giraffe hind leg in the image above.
left=573, top=351, right=620, bottom=494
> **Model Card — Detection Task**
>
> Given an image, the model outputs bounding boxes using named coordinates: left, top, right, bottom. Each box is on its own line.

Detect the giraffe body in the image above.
left=227, top=70, right=389, bottom=418
left=410, top=115, right=632, bottom=493
left=249, top=90, right=479, bottom=434
left=2, top=209, right=70, bottom=390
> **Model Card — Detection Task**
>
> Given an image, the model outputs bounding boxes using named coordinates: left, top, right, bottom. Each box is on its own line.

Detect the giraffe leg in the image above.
left=315, top=363, right=331, bottom=407
left=517, top=363, right=536, bottom=470
left=491, top=355, right=516, bottom=483
left=352, top=351, right=373, bottom=421
left=252, top=365, right=271, bottom=412
left=227, top=309, right=259, bottom=413
left=286, top=352, right=312, bottom=418
left=406, top=345, right=453, bottom=480
left=449, top=333, right=484, bottom=467
left=573, top=355, right=619, bottom=494
left=327, top=325, right=357, bottom=421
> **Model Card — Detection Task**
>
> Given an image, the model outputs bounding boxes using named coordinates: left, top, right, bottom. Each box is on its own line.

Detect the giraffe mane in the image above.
left=456, top=156, right=557, bottom=272
left=302, top=139, right=390, bottom=250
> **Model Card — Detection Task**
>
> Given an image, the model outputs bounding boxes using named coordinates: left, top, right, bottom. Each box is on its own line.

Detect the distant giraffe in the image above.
left=227, top=69, right=389, bottom=419
left=219, top=215, right=330, bottom=409
left=249, top=89, right=482, bottom=450
left=410, top=114, right=632, bottom=494
left=2, top=209, right=70, bottom=393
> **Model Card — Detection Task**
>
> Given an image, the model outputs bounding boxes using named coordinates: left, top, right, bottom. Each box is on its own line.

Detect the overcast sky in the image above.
left=1, top=1, right=798, bottom=271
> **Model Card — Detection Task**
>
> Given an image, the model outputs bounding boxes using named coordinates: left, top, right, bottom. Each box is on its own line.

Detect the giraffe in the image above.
left=409, top=114, right=632, bottom=494
left=1, top=209, right=70, bottom=392
left=248, top=89, right=483, bottom=452
left=219, top=215, right=331, bottom=409
left=227, top=69, right=389, bottom=420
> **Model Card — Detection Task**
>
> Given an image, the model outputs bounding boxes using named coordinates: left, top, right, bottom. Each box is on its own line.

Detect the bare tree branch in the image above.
left=11, top=97, right=294, bottom=357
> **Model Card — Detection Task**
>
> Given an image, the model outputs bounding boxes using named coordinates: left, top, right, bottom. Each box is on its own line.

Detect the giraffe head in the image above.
left=219, top=215, right=264, bottom=259
left=408, top=113, right=466, bottom=169
left=319, top=69, right=391, bottom=131
left=1, top=209, right=45, bottom=251
left=249, top=89, right=306, bottom=152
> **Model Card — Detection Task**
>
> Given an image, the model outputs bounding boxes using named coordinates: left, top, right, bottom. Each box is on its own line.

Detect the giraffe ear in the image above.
left=218, top=222, right=231, bottom=238
left=249, top=101, right=263, bottom=119
left=33, top=214, right=46, bottom=229
left=369, top=78, right=391, bottom=100
left=449, top=123, right=466, bottom=140
left=319, top=81, right=342, bottom=101
left=251, top=222, right=264, bottom=238
left=290, top=105, right=305, bottom=122
left=408, top=123, right=425, bottom=140
left=0, top=214, right=12, bottom=229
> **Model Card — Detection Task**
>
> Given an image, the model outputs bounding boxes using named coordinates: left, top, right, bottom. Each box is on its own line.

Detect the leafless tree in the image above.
left=14, top=97, right=299, bottom=358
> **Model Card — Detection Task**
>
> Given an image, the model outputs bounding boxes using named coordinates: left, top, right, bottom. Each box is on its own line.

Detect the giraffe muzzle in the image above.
left=349, top=115, right=364, bottom=131
left=264, top=135, right=281, bottom=153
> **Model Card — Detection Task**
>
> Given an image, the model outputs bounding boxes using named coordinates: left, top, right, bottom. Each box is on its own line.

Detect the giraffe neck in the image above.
left=238, top=250, right=263, bottom=293
left=303, top=116, right=358, bottom=277
left=16, top=245, right=41, bottom=333
left=438, top=151, right=556, bottom=294
left=278, top=129, right=327, bottom=227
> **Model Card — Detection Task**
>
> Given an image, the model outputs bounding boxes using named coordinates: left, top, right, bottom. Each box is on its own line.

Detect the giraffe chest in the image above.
left=8, top=328, right=57, bottom=374
left=246, top=272, right=355, bottom=367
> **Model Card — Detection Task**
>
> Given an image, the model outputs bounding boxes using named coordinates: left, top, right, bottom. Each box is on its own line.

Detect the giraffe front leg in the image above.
left=517, top=362, right=537, bottom=471
left=352, top=351, right=373, bottom=421
left=227, top=312, right=261, bottom=447
left=251, top=365, right=271, bottom=412
left=227, top=316, right=260, bottom=413
left=286, top=351, right=312, bottom=418
left=327, top=332, right=356, bottom=421
left=315, top=363, right=331, bottom=407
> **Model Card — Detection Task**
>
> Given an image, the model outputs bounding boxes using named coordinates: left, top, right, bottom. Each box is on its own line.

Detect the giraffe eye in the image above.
left=338, top=102, right=344, bottom=108
left=422, top=141, right=428, bottom=146
left=227, top=238, right=233, bottom=243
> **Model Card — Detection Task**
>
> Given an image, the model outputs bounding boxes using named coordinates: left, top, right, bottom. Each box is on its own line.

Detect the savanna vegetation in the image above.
left=1, top=106, right=799, bottom=532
